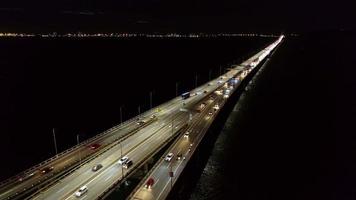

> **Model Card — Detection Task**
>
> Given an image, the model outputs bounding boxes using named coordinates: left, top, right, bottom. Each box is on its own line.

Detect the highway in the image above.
left=0, top=35, right=283, bottom=200
left=129, top=35, right=284, bottom=200
left=30, top=68, right=240, bottom=200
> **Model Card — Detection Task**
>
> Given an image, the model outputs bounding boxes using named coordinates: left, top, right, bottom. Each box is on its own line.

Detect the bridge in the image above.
left=0, top=35, right=284, bottom=200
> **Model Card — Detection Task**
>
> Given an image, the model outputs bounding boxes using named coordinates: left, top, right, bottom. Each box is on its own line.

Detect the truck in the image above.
left=181, top=92, right=190, bottom=100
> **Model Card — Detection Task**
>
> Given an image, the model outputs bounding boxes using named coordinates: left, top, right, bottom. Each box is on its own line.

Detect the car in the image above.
left=203, top=90, right=208, bottom=93
left=75, top=186, right=88, bottom=197
left=89, top=143, right=100, bottom=150
left=208, top=111, right=213, bottom=115
left=123, top=160, right=133, bottom=169
left=40, top=166, right=54, bottom=174
left=92, top=164, right=103, bottom=172
left=118, top=156, right=129, bottom=165
left=176, top=153, right=183, bottom=160
left=213, top=104, right=220, bottom=110
left=207, top=83, right=211, bottom=86
left=165, top=153, right=174, bottom=162
left=145, top=178, right=155, bottom=189
left=137, top=121, right=144, bottom=125
left=184, top=131, right=189, bottom=138
left=18, top=172, right=36, bottom=182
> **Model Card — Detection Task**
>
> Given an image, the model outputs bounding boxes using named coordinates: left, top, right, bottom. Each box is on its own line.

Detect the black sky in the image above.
left=0, top=0, right=355, bottom=33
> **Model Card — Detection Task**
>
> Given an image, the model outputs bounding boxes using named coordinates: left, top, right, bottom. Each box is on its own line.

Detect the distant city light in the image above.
left=0, top=32, right=290, bottom=39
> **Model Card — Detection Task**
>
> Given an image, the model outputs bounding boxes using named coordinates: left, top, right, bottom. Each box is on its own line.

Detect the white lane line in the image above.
left=104, top=175, right=111, bottom=182
left=56, top=185, right=68, bottom=193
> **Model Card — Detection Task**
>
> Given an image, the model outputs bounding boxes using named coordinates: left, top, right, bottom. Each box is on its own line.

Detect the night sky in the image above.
left=0, top=0, right=355, bottom=33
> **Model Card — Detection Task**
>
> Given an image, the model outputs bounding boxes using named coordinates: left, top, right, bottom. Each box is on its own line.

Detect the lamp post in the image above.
left=120, top=106, right=123, bottom=125
left=120, top=142, right=124, bottom=180
left=175, top=82, right=179, bottom=97
left=77, top=134, right=81, bottom=166
left=52, top=128, right=58, bottom=156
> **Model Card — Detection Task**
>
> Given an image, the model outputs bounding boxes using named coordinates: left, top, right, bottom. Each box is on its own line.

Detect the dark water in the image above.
left=189, top=32, right=356, bottom=200
left=0, top=36, right=274, bottom=181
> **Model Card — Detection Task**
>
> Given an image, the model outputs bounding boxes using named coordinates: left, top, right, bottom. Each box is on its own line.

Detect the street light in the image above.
left=175, top=82, right=179, bottom=97
left=52, top=128, right=58, bottom=156
left=120, top=106, right=123, bottom=125
left=77, top=134, right=82, bottom=166
left=120, top=142, right=124, bottom=180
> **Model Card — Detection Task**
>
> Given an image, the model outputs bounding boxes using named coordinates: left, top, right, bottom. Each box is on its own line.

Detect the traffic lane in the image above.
left=154, top=113, right=211, bottom=199
left=154, top=107, right=216, bottom=199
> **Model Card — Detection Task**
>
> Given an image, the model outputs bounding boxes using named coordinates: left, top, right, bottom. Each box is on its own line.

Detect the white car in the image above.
left=165, top=153, right=174, bottom=162
left=75, top=186, right=88, bottom=197
left=118, top=156, right=129, bottom=165
left=184, top=131, right=189, bottom=138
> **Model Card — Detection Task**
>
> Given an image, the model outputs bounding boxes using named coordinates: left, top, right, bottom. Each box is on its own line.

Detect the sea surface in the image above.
left=188, top=31, right=356, bottom=200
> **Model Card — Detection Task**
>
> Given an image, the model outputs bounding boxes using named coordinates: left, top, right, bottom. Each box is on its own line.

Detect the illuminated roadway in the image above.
left=0, top=35, right=283, bottom=200
left=129, top=36, right=284, bottom=200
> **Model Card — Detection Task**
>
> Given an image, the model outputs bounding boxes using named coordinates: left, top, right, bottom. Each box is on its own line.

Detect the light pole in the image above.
left=209, top=69, right=212, bottom=81
left=52, top=128, right=58, bottom=156
left=120, top=106, right=123, bottom=125
left=175, top=82, right=179, bottom=97
left=77, top=134, right=81, bottom=166
left=219, top=66, right=222, bottom=76
left=171, top=114, right=174, bottom=137
left=120, top=142, right=124, bottom=180
left=138, top=105, right=141, bottom=116
left=195, top=74, right=198, bottom=88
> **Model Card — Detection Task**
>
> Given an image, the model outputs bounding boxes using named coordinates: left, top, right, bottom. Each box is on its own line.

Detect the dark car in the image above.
left=40, top=166, right=54, bottom=174
left=123, top=160, right=133, bottom=169
left=92, top=164, right=103, bottom=172
left=176, top=153, right=183, bottom=160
